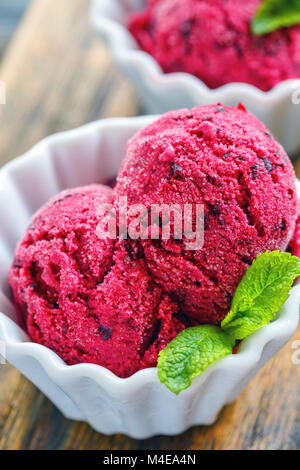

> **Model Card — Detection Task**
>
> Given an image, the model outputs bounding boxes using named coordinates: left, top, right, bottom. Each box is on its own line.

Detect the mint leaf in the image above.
left=221, top=251, right=300, bottom=341
left=251, top=0, right=300, bottom=35
left=158, top=250, right=300, bottom=394
left=157, top=325, right=235, bottom=394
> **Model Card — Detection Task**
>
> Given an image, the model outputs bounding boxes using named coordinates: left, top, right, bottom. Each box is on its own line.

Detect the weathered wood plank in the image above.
left=0, top=0, right=138, bottom=166
left=0, top=0, right=299, bottom=451
left=0, top=1, right=31, bottom=58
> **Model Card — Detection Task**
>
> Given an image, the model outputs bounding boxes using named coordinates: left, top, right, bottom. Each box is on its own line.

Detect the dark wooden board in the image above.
left=0, top=0, right=299, bottom=450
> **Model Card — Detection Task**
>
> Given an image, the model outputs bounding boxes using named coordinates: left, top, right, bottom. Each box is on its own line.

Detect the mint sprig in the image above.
left=157, top=326, right=234, bottom=395
left=221, top=251, right=300, bottom=340
left=158, top=251, right=300, bottom=394
left=251, top=0, right=300, bottom=35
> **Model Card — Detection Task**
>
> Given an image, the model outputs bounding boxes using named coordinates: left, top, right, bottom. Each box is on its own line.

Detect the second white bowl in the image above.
left=90, top=0, right=300, bottom=156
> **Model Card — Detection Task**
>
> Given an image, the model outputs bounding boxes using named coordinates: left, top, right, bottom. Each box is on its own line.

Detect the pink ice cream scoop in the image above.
left=9, top=184, right=185, bottom=377
left=290, top=214, right=300, bottom=259
left=129, top=0, right=300, bottom=91
left=115, top=104, right=298, bottom=324
left=9, top=104, right=299, bottom=378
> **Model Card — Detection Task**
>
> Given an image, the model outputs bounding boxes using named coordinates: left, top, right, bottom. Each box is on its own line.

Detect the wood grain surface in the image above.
left=0, top=0, right=300, bottom=451
left=0, top=0, right=30, bottom=58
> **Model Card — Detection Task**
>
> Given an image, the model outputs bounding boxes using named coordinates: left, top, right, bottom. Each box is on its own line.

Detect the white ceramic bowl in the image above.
left=0, top=116, right=299, bottom=439
left=90, top=0, right=300, bottom=157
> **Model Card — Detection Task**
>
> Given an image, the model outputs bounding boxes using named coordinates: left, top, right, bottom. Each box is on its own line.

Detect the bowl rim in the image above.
left=90, top=0, right=300, bottom=101
left=0, top=115, right=299, bottom=396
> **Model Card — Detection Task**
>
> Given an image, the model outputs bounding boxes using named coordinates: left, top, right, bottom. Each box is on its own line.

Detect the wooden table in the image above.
left=0, top=0, right=31, bottom=59
left=0, top=0, right=299, bottom=450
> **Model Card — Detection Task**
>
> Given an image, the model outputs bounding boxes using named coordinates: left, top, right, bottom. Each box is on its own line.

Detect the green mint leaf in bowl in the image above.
left=251, top=0, right=300, bottom=35
left=158, top=251, right=300, bottom=394
left=157, top=325, right=235, bottom=394
left=221, top=251, right=300, bottom=341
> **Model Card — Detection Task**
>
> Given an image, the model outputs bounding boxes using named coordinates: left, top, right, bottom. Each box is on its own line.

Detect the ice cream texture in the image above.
left=10, top=104, right=298, bottom=377
left=116, top=104, right=298, bottom=324
left=9, top=185, right=186, bottom=377
left=128, top=0, right=300, bottom=91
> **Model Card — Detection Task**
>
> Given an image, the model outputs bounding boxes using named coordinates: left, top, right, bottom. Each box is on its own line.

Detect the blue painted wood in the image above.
left=0, top=0, right=30, bottom=57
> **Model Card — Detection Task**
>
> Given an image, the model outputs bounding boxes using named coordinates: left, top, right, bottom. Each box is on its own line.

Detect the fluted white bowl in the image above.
left=0, top=116, right=299, bottom=439
left=90, top=0, right=300, bottom=157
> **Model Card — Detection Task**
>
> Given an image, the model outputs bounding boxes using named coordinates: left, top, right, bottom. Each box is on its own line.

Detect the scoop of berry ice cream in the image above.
left=9, top=184, right=185, bottom=377
left=290, top=212, right=300, bottom=259
left=129, top=0, right=300, bottom=91
left=115, top=104, right=298, bottom=324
